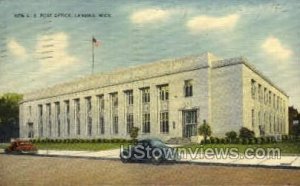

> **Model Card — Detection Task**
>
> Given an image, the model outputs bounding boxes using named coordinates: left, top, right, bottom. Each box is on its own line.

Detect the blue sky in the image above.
left=0, top=0, right=299, bottom=109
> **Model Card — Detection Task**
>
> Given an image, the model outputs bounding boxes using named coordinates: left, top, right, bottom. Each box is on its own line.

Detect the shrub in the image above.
left=210, top=137, right=216, bottom=144
left=215, top=137, right=220, bottom=144
left=129, top=127, right=140, bottom=143
left=220, top=138, right=226, bottom=144
left=239, top=127, right=255, bottom=139
left=225, top=131, right=238, bottom=143
left=198, top=120, right=212, bottom=143
left=96, top=138, right=102, bottom=143
left=242, top=138, right=249, bottom=145
left=206, top=139, right=211, bottom=144
left=200, top=139, right=205, bottom=144
left=249, top=138, right=255, bottom=144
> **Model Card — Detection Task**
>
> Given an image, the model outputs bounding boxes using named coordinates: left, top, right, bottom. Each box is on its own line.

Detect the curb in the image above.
left=1, top=152, right=299, bottom=170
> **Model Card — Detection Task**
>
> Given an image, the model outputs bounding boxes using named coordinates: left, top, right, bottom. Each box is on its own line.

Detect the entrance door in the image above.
left=182, top=110, right=198, bottom=138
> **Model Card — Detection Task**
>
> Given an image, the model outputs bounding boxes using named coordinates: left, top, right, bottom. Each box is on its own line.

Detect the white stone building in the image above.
left=19, top=52, right=289, bottom=141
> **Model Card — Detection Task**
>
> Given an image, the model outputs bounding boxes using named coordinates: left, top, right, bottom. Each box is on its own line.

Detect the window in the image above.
left=142, top=113, right=150, bottom=133
left=97, top=95, right=104, bottom=135
left=159, top=85, right=169, bottom=101
left=251, top=109, right=255, bottom=128
left=269, top=91, right=272, bottom=105
left=99, top=116, right=105, bottom=134
left=38, top=105, right=43, bottom=137
left=160, top=112, right=169, bottom=133
left=251, top=79, right=256, bottom=99
left=86, top=97, right=92, bottom=136
left=184, top=80, right=193, bottom=97
left=74, top=99, right=80, bottom=135
left=46, top=103, right=51, bottom=137
left=125, top=90, right=133, bottom=105
left=28, top=106, right=32, bottom=117
left=264, top=88, right=268, bottom=104
left=55, top=102, right=60, bottom=137
left=113, top=116, right=118, bottom=134
left=258, top=84, right=262, bottom=102
left=141, top=87, right=150, bottom=103
left=126, top=114, right=134, bottom=134
left=64, top=100, right=70, bottom=136
left=111, top=93, right=118, bottom=107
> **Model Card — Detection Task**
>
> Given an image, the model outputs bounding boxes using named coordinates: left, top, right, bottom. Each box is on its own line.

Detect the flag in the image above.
left=92, top=37, right=100, bottom=47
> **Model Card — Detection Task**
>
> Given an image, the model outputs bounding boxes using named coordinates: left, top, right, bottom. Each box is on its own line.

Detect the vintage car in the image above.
left=120, top=138, right=180, bottom=165
left=5, top=140, right=37, bottom=154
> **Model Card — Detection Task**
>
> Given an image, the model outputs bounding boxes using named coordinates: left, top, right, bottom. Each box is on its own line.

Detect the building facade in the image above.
left=19, top=52, right=289, bottom=141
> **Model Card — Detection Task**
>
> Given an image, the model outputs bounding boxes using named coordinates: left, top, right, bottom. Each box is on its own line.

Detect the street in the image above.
left=0, top=154, right=300, bottom=185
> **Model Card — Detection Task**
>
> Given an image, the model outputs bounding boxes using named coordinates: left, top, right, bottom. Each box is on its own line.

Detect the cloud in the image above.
left=7, top=39, right=27, bottom=60
left=130, top=8, right=170, bottom=24
left=261, top=36, right=293, bottom=60
left=187, top=14, right=240, bottom=32
left=35, top=32, right=80, bottom=73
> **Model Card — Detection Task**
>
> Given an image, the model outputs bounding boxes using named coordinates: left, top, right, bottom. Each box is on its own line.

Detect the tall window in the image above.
left=111, top=93, right=118, bottom=107
left=142, top=113, right=150, bottom=133
left=184, top=80, right=193, bottom=97
left=74, top=99, right=80, bottom=135
left=159, top=85, right=169, bottom=101
left=113, top=116, right=118, bottom=134
left=251, top=109, right=255, bottom=129
left=64, top=100, right=70, bottom=136
left=125, top=90, right=133, bottom=105
left=269, top=91, right=272, bottom=105
left=264, top=88, right=268, bottom=104
left=55, top=102, right=60, bottom=137
left=98, top=95, right=105, bottom=134
left=141, top=87, right=150, bottom=103
left=38, top=105, right=43, bottom=137
left=46, top=103, right=51, bottom=137
left=28, top=106, right=32, bottom=117
left=258, top=84, right=262, bottom=102
left=160, top=112, right=169, bottom=133
left=111, top=93, right=118, bottom=134
left=86, top=97, right=92, bottom=136
left=126, top=114, right=134, bottom=134
left=251, top=79, right=256, bottom=99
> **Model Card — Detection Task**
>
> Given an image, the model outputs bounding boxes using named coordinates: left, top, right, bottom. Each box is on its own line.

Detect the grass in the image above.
left=179, top=141, right=300, bottom=155
left=0, top=142, right=129, bottom=151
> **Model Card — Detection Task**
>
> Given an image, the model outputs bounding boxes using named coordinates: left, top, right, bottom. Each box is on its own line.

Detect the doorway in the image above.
left=182, top=110, right=198, bottom=138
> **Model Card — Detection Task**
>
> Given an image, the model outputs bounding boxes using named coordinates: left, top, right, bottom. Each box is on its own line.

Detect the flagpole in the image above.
left=92, top=36, right=95, bottom=74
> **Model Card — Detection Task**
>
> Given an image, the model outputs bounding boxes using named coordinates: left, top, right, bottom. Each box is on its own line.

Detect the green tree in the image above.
left=239, top=127, right=255, bottom=139
left=0, top=93, right=23, bottom=142
left=198, top=120, right=212, bottom=143
left=225, top=131, right=237, bottom=143
left=291, top=124, right=300, bottom=139
left=129, top=126, right=139, bottom=144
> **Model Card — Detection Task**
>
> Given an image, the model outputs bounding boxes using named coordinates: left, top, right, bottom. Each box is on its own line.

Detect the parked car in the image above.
left=5, top=139, right=37, bottom=154
left=120, top=138, right=179, bottom=164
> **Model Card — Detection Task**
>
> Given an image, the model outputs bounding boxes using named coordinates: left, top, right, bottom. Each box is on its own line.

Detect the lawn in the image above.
left=0, top=142, right=129, bottom=151
left=179, top=141, right=300, bottom=155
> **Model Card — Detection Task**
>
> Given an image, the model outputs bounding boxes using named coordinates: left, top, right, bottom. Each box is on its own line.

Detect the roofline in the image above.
left=213, top=57, right=288, bottom=97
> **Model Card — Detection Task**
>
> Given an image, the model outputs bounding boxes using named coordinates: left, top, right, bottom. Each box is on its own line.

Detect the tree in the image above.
left=129, top=127, right=139, bottom=143
left=0, top=93, right=23, bottom=142
left=198, top=120, right=212, bottom=143
left=225, top=131, right=237, bottom=143
left=291, top=124, right=300, bottom=139
left=239, top=127, right=255, bottom=139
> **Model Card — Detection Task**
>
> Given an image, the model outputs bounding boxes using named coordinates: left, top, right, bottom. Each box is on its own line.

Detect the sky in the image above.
left=0, top=0, right=299, bottom=109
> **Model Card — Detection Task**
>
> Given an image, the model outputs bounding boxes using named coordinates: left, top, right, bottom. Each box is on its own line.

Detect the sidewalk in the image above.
left=11, top=148, right=299, bottom=169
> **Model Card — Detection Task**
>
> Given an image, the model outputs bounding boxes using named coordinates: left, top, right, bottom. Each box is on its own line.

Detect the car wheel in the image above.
left=120, top=151, right=131, bottom=163
left=151, top=156, right=162, bottom=165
